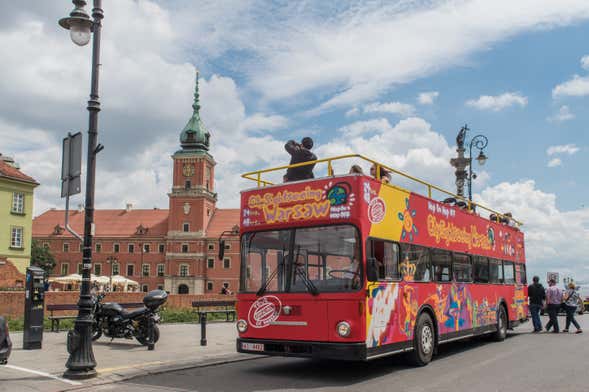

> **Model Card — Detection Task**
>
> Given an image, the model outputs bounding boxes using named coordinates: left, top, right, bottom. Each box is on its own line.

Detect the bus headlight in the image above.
left=336, top=321, right=351, bottom=337
left=237, top=319, right=248, bottom=333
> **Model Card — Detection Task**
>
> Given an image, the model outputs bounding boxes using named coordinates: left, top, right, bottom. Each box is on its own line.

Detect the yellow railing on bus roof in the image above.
left=241, top=154, right=523, bottom=227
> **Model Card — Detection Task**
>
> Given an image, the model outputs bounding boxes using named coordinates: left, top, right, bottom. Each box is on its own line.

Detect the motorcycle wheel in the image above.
left=136, top=324, right=160, bottom=346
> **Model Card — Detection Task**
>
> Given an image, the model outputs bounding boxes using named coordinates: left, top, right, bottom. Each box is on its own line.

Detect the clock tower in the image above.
left=169, top=71, right=217, bottom=235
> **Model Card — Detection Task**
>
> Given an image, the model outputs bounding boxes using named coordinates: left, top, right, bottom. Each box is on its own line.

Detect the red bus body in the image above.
left=237, top=174, right=527, bottom=361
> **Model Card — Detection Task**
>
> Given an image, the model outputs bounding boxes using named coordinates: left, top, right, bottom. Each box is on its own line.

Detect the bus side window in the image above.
left=453, top=253, right=472, bottom=282
left=367, top=238, right=400, bottom=281
left=431, top=249, right=452, bottom=282
left=503, top=261, right=515, bottom=284
left=473, top=256, right=489, bottom=283
left=518, top=263, right=527, bottom=285
left=489, top=258, right=503, bottom=284
left=400, top=243, right=431, bottom=282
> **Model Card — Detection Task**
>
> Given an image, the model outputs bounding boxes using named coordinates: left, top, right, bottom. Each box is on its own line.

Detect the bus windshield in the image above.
left=240, top=225, right=361, bottom=294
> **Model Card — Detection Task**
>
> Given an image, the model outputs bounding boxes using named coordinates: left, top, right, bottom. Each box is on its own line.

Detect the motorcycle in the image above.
left=91, top=289, right=168, bottom=348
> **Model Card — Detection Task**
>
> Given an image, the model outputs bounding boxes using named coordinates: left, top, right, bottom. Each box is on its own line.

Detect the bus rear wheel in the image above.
left=407, top=313, right=435, bottom=366
left=492, top=305, right=507, bottom=342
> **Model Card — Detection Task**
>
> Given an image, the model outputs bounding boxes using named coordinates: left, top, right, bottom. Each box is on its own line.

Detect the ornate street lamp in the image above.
left=106, top=256, right=117, bottom=292
left=449, top=125, right=489, bottom=202
left=59, top=0, right=104, bottom=380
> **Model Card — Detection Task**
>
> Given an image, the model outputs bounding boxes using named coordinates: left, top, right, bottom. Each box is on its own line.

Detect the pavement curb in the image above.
left=61, top=353, right=265, bottom=391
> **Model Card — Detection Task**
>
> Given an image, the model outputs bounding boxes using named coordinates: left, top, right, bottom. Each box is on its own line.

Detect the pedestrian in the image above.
left=544, top=278, right=563, bottom=333
left=562, top=282, right=583, bottom=334
left=284, top=137, right=317, bottom=182
left=349, top=164, right=363, bottom=174
left=370, top=163, right=391, bottom=184
left=527, top=276, right=545, bottom=333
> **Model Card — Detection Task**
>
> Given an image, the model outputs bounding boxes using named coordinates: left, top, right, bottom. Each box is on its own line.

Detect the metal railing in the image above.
left=241, top=154, right=523, bottom=227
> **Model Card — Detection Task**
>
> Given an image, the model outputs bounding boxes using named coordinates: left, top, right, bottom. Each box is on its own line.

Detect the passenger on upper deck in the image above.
left=370, top=163, right=391, bottom=184
left=284, top=137, right=317, bottom=182
left=348, top=164, right=364, bottom=174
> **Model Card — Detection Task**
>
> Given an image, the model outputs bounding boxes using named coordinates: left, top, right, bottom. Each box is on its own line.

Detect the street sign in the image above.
left=61, top=132, right=82, bottom=198
left=547, top=271, right=559, bottom=283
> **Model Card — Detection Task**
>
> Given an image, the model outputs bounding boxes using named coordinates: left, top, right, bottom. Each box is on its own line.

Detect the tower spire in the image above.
left=192, top=70, right=201, bottom=115
left=178, top=68, right=211, bottom=152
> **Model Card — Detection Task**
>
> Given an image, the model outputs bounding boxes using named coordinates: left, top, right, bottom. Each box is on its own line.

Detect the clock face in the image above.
left=183, top=164, right=194, bottom=177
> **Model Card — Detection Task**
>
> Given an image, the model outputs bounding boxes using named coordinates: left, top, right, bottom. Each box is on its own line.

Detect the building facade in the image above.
left=32, top=72, right=240, bottom=294
left=0, top=154, right=39, bottom=287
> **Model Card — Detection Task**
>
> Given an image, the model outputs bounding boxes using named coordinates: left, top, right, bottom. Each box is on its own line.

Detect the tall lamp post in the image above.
left=59, top=0, right=103, bottom=379
left=106, top=256, right=117, bottom=292
left=449, top=125, right=488, bottom=202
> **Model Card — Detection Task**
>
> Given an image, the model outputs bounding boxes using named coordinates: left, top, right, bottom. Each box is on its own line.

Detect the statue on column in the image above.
left=456, top=124, right=468, bottom=149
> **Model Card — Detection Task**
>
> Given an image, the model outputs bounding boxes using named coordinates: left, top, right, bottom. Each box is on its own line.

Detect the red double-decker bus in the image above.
left=236, top=155, right=527, bottom=365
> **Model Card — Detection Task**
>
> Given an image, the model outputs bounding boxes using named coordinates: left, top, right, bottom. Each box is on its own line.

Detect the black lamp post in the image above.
left=106, top=256, right=117, bottom=292
left=467, top=135, right=488, bottom=202
left=59, top=0, right=103, bottom=380
left=450, top=125, right=488, bottom=202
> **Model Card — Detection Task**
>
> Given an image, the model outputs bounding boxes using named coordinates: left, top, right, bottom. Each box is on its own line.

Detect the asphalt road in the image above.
left=90, top=315, right=589, bottom=392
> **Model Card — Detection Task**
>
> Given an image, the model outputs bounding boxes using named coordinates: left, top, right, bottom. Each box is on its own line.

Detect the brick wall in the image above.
left=0, top=258, right=26, bottom=288
left=0, top=291, right=235, bottom=319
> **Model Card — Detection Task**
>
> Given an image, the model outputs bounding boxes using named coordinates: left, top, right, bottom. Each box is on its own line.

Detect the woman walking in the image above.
left=563, top=282, right=583, bottom=334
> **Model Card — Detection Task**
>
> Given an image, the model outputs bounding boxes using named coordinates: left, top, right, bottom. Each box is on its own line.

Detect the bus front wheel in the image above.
left=407, top=313, right=435, bottom=366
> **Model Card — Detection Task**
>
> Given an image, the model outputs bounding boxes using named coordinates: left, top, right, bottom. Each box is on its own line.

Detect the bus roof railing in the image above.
left=241, top=154, right=523, bottom=227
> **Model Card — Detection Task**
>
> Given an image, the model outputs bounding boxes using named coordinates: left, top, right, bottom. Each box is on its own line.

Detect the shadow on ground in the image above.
left=128, top=333, right=522, bottom=392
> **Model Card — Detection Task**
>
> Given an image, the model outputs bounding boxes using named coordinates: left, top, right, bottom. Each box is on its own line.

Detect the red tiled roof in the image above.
left=0, top=160, right=38, bottom=185
left=33, top=209, right=170, bottom=238
left=206, top=208, right=240, bottom=238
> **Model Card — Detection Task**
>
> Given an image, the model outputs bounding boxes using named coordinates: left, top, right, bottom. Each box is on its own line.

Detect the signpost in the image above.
left=547, top=271, right=559, bottom=284
left=61, top=132, right=83, bottom=241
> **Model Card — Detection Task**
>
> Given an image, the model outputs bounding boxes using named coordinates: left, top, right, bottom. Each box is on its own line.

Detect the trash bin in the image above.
left=0, top=316, right=12, bottom=365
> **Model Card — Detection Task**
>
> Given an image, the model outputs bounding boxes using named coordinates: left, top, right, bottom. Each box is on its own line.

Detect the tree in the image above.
left=31, top=240, right=56, bottom=276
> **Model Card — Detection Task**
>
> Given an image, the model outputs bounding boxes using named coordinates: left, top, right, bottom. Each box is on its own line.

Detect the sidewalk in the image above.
left=0, top=322, right=257, bottom=392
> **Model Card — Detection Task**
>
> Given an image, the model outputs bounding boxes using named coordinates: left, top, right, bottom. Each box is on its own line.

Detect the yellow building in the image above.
left=0, top=154, right=39, bottom=280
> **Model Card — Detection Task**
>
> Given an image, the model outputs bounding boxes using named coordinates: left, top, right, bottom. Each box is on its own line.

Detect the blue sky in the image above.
left=0, top=0, right=588, bottom=282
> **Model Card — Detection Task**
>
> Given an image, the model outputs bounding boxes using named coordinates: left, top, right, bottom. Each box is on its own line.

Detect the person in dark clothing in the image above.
left=284, top=137, right=317, bottom=182
left=528, top=276, right=545, bottom=332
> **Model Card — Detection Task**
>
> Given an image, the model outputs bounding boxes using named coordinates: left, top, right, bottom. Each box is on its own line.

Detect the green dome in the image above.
left=180, top=71, right=210, bottom=151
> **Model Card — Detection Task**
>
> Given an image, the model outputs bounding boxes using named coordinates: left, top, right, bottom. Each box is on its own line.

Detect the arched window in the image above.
left=178, top=284, right=189, bottom=294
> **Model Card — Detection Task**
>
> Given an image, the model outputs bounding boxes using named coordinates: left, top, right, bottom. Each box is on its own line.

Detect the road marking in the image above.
left=3, top=364, right=82, bottom=386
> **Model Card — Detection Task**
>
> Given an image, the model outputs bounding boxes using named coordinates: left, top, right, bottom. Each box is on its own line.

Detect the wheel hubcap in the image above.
left=422, top=325, right=433, bottom=354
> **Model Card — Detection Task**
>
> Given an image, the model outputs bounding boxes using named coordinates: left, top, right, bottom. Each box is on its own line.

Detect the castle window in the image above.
left=185, top=180, right=191, bottom=190
left=181, top=244, right=189, bottom=253
left=63, top=243, right=70, bottom=253
left=183, top=222, right=190, bottom=232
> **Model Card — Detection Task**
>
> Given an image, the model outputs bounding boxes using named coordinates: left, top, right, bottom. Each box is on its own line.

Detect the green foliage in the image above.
left=31, top=240, right=56, bottom=276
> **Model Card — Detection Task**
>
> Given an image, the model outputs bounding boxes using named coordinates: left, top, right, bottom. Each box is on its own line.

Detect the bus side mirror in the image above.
left=218, top=239, right=225, bottom=260
left=366, top=258, right=378, bottom=282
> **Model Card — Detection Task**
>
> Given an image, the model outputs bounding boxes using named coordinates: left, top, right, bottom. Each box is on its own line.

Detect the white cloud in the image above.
left=320, top=117, right=456, bottom=193
left=345, top=107, right=359, bottom=117
left=546, top=144, right=579, bottom=155
left=465, top=92, right=528, bottom=111
left=363, top=101, right=415, bottom=117
left=477, top=181, right=589, bottom=282
left=231, top=1, right=589, bottom=112
left=417, top=91, right=439, bottom=105
left=547, top=105, right=574, bottom=122
left=581, top=54, right=589, bottom=70
left=552, top=74, right=589, bottom=98
left=240, top=113, right=288, bottom=133
left=547, top=158, right=562, bottom=167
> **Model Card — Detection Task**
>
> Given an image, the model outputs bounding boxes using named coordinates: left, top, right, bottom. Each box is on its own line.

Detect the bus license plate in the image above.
left=242, top=342, right=264, bottom=352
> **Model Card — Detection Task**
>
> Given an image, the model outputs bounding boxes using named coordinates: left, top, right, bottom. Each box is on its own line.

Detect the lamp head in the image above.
left=59, top=0, right=92, bottom=46
left=476, top=150, right=487, bottom=166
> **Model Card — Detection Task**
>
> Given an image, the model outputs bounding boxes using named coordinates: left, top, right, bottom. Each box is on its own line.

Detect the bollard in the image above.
left=199, top=312, right=207, bottom=346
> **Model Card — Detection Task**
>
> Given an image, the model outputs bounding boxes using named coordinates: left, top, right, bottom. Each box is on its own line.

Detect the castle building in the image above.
left=0, top=154, right=39, bottom=288
left=32, top=72, right=240, bottom=294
